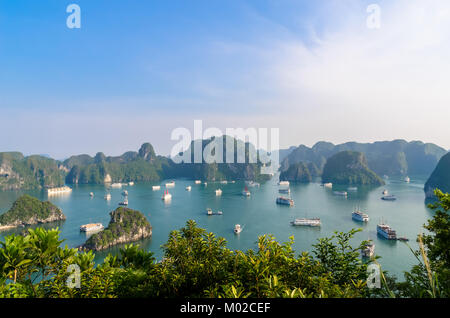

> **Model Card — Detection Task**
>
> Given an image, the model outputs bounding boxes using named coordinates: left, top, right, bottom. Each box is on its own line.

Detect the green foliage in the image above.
left=0, top=195, right=65, bottom=226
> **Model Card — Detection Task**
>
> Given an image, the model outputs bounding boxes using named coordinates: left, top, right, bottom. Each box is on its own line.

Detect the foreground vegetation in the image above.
left=0, top=190, right=448, bottom=298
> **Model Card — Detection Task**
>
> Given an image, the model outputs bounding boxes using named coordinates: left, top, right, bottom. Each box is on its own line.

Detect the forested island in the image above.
left=81, top=207, right=152, bottom=251
left=425, top=152, right=450, bottom=198
left=0, top=195, right=66, bottom=230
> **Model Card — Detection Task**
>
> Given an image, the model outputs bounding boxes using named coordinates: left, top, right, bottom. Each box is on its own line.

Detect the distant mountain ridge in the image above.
left=281, top=140, right=447, bottom=177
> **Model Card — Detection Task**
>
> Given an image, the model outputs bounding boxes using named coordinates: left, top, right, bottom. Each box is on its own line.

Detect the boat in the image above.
left=220, top=180, right=228, bottom=184
left=381, top=195, right=397, bottom=201
left=186, top=186, right=192, bottom=191
left=89, top=192, right=94, bottom=197
left=165, top=181, right=175, bottom=188
left=119, top=198, right=128, bottom=206
left=234, top=224, right=243, bottom=234
left=333, top=191, right=348, bottom=197
left=122, top=190, right=128, bottom=196
left=207, top=208, right=213, bottom=215
left=217, top=211, right=223, bottom=215
left=246, top=181, right=260, bottom=187
left=215, top=189, right=222, bottom=196
left=204, top=182, right=208, bottom=186
left=377, top=222, right=397, bottom=240
left=242, top=186, right=251, bottom=197
left=111, top=183, right=122, bottom=188
left=361, top=240, right=375, bottom=258
left=104, top=193, right=111, bottom=200
left=80, top=223, right=104, bottom=232
left=278, top=188, right=291, bottom=194
left=152, top=185, right=161, bottom=191
left=404, top=176, right=410, bottom=183
left=128, top=182, right=134, bottom=186
left=352, top=209, right=369, bottom=222
left=322, top=182, right=333, bottom=188
left=276, top=197, right=294, bottom=206
left=382, top=189, right=389, bottom=195
left=291, top=218, right=321, bottom=227
left=397, top=237, right=409, bottom=242
left=162, top=190, right=172, bottom=201
left=47, top=186, right=72, bottom=195
left=348, top=187, right=358, bottom=191
left=194, top=180, right=202, bottom=184
left=278, top=181, right=290, bottom=186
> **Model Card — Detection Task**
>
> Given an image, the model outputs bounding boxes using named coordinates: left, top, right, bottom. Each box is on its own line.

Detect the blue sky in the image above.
left=1, top=0, right=449, bottom=158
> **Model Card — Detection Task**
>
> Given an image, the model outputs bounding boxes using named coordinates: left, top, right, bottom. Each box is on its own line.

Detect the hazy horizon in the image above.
left=1, top=0, right=450, bottom=159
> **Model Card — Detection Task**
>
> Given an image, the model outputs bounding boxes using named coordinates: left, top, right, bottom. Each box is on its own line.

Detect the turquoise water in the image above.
left=0, top=176, right=435, bottom=280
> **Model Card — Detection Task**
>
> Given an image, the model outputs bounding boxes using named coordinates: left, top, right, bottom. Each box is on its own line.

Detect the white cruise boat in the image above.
left=122, top=190, right=128, bottom=196
left=333, top=191, right=348, bottom=197
left=220, top=180, right=228, bottom=184
left=291, top=218, right=321, bottom=227
left=361, top=240, right=375, bottom=258
left=352, top=210, right=369, bottom=222
left=119, top=198, right=128, bottom=206
left=162, top=190, right=172, bottom=201
left=186, top=186, right=192, bottom=191
left=165, top=181, right=175, bottom=188
left=207, top=208, right=213, bottom=215
left=80, top=223, right=104, bottom=232
left=382, top=189, right=389, bottom=195
left=89, top=192, right=94, bottom=197
left=128, top=182, right=134, bottom=186
left=278, top=181, right=290, bottom=186
left=152, top=185, right=161, bottom=191
left=348, top=187, right=358, bottom=191
left=204, top=182, right=208, bottom=186
left=322, top=183, right=333, bottom=188
left=215, top=189, right=222, bottom=196
left=276, top=197, right=294, bottom=206
left=47, top=186, right=72, bottom=195
left=234, top=224, right=243, bottom=234
left=404, top=176, right=410, bottom=183
left=194, top=180, right=202, bottom=184
left=246, top=181, right=260, bottom=187
left=104, top=193, right=111, bottom=200
left=381, top=195, right=397, bottom=201
left=242, top=186, right=251, bottom=197
left=377, top=222, right=397, bottom=240
left=111, top=183, right=122, bottom=188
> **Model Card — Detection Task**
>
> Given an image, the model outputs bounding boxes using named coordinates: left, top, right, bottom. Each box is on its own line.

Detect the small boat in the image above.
left=111, top=183, right=122, bottom=188
left=162, top=190, right=172, bottom=201
left=352, top=209, right=369, bottom=222
left=194, top=180, right=202, bottom=184
left=186, top=186, right=192, bottom=191
left=152, top=185, right=161, bottom=191
left=278, top=181, right=290, bottom=186
left=334, top=191, right=348, bottom=197
left=361, top=240, right=375, bottom=258
left=276, top=197, right=294, bottom=206
left=377, top=222, right=397, bottom=240
left=279, top=188, right=291, bottom=194
left=165, top=181, right=175, bottom=188
left=347, top=187, right=358, bottom=191
left=207, top=208, right=213, bottom=215
left=89, top=192, right=94, bottom=197
left=231, top=181, right=236, bottom=184
left=217, top=211, right=223, bottom=215
left=291, top=218, right=321, bottom=227
left=246, top=181, right=260, bottom=187
left=215, top=189, right=222, bottom=196
left=322, top=183, right=333, bottom=188
left=47, top=186, right=72, bottom=195
left=104, top=193, right=111, bottom=200
left=381, top=195, right=397, bottom=201
left=80, top=223, right=104, bottom=232
left=204, top=182, right=208, bottom=186
left=119, top=198, right=128, bottom=206
left=234, top=224, right=243, bottom=234
left=404, top=176, right=410, bottom=183
left=242, top=186, right=251, bottom=197
left=382, top=189, right=389, bottom=195
left=122, top=190, right=128, bottom=196
left=397, top=237, right=409, bottom=242
left=128, top=182, right=134, bottom=186
left=220, top=180, right=228, bottom=184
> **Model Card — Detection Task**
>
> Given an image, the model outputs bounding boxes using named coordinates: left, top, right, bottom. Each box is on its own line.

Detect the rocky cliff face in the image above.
left=82, top=207, right=152, bottom=251
left=321, top=151, right=385, bottom=186
left=0, top=195, right=66, bottom=229
left=425, top=152, right=450, bottom=198
left=279, top=162, right=319, bottom=182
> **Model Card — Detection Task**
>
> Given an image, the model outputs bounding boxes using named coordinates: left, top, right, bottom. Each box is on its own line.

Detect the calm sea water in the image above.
left=0, top=176, right=435, bottom=280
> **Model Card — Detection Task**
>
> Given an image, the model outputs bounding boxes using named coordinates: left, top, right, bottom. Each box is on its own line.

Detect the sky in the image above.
left=0, top=0, right=449, bottom=159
